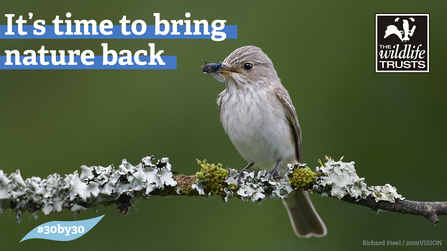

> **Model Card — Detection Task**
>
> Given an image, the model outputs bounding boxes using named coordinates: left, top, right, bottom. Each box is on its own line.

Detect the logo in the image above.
left=20, top=215, right=105, bottom=242
left=375, top=14, right=429, bottom=73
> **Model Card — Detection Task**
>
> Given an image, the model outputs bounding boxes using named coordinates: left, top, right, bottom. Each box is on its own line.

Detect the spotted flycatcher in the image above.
left=203, top=46, right=326, bottom=237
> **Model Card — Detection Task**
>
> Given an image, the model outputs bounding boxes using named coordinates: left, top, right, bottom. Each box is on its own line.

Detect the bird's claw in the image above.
left=237, top=162, right=254, bottom=186
left=236, top=170, right=245, bottom=186
left=267, top=168, right=280, bottom=180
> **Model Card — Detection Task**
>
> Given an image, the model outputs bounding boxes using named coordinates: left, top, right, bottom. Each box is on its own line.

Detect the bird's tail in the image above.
left=282, top=191, right=327, bottom=237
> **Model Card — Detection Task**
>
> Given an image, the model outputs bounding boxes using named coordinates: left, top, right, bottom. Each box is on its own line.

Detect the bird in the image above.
left=203, top=45, right=327, bottom=237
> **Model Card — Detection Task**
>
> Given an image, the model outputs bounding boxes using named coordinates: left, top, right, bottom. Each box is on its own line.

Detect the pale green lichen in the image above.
left=313, top=159, right=370, bottom=199
left=0, top=156, right=178, bottom=222
left=370, top=184, right=404, bottom=202
left=313, top=157, right=404, bottom=203
left=225, top=168, right=293, bottom=202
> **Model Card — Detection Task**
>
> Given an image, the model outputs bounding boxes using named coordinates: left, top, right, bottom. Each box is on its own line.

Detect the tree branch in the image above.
left=0, top=156, right=445, bottom=225
left=340, top=196, right=447, bottom=225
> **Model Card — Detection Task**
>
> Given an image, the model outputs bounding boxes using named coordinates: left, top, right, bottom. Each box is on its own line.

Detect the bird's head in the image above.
left=219, top=46, right=279, bottom=86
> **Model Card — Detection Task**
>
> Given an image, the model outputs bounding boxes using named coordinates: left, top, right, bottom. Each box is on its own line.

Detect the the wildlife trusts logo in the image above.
left=375, top=14, right=429, bottom=73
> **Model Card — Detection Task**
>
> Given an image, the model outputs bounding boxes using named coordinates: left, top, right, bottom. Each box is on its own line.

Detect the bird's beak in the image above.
left=219, top=64, right=240, bottom=75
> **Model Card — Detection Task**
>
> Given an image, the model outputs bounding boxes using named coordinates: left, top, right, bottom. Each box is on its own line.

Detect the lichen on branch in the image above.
left=0, top=155, right=445, bottom=225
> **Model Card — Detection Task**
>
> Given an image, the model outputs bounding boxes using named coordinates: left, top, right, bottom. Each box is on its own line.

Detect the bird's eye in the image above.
left=243, top=63, right=253, bottom=70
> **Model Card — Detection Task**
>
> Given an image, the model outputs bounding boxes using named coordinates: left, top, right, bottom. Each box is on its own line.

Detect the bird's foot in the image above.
left=267, top=169, right=280, bottom=180
left=237, top=162, right=254, bottom=186
left=268, top=160, right=282, bottom=180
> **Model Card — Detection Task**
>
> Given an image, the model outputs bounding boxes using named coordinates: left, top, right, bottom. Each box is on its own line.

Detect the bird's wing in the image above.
left=217, top=91, right=224, bottom=122
left=275, top=86, right=303, bottom=163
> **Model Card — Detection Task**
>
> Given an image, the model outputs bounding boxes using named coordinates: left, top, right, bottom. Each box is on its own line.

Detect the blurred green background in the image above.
left=1, top=0, right=446, bottom=250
